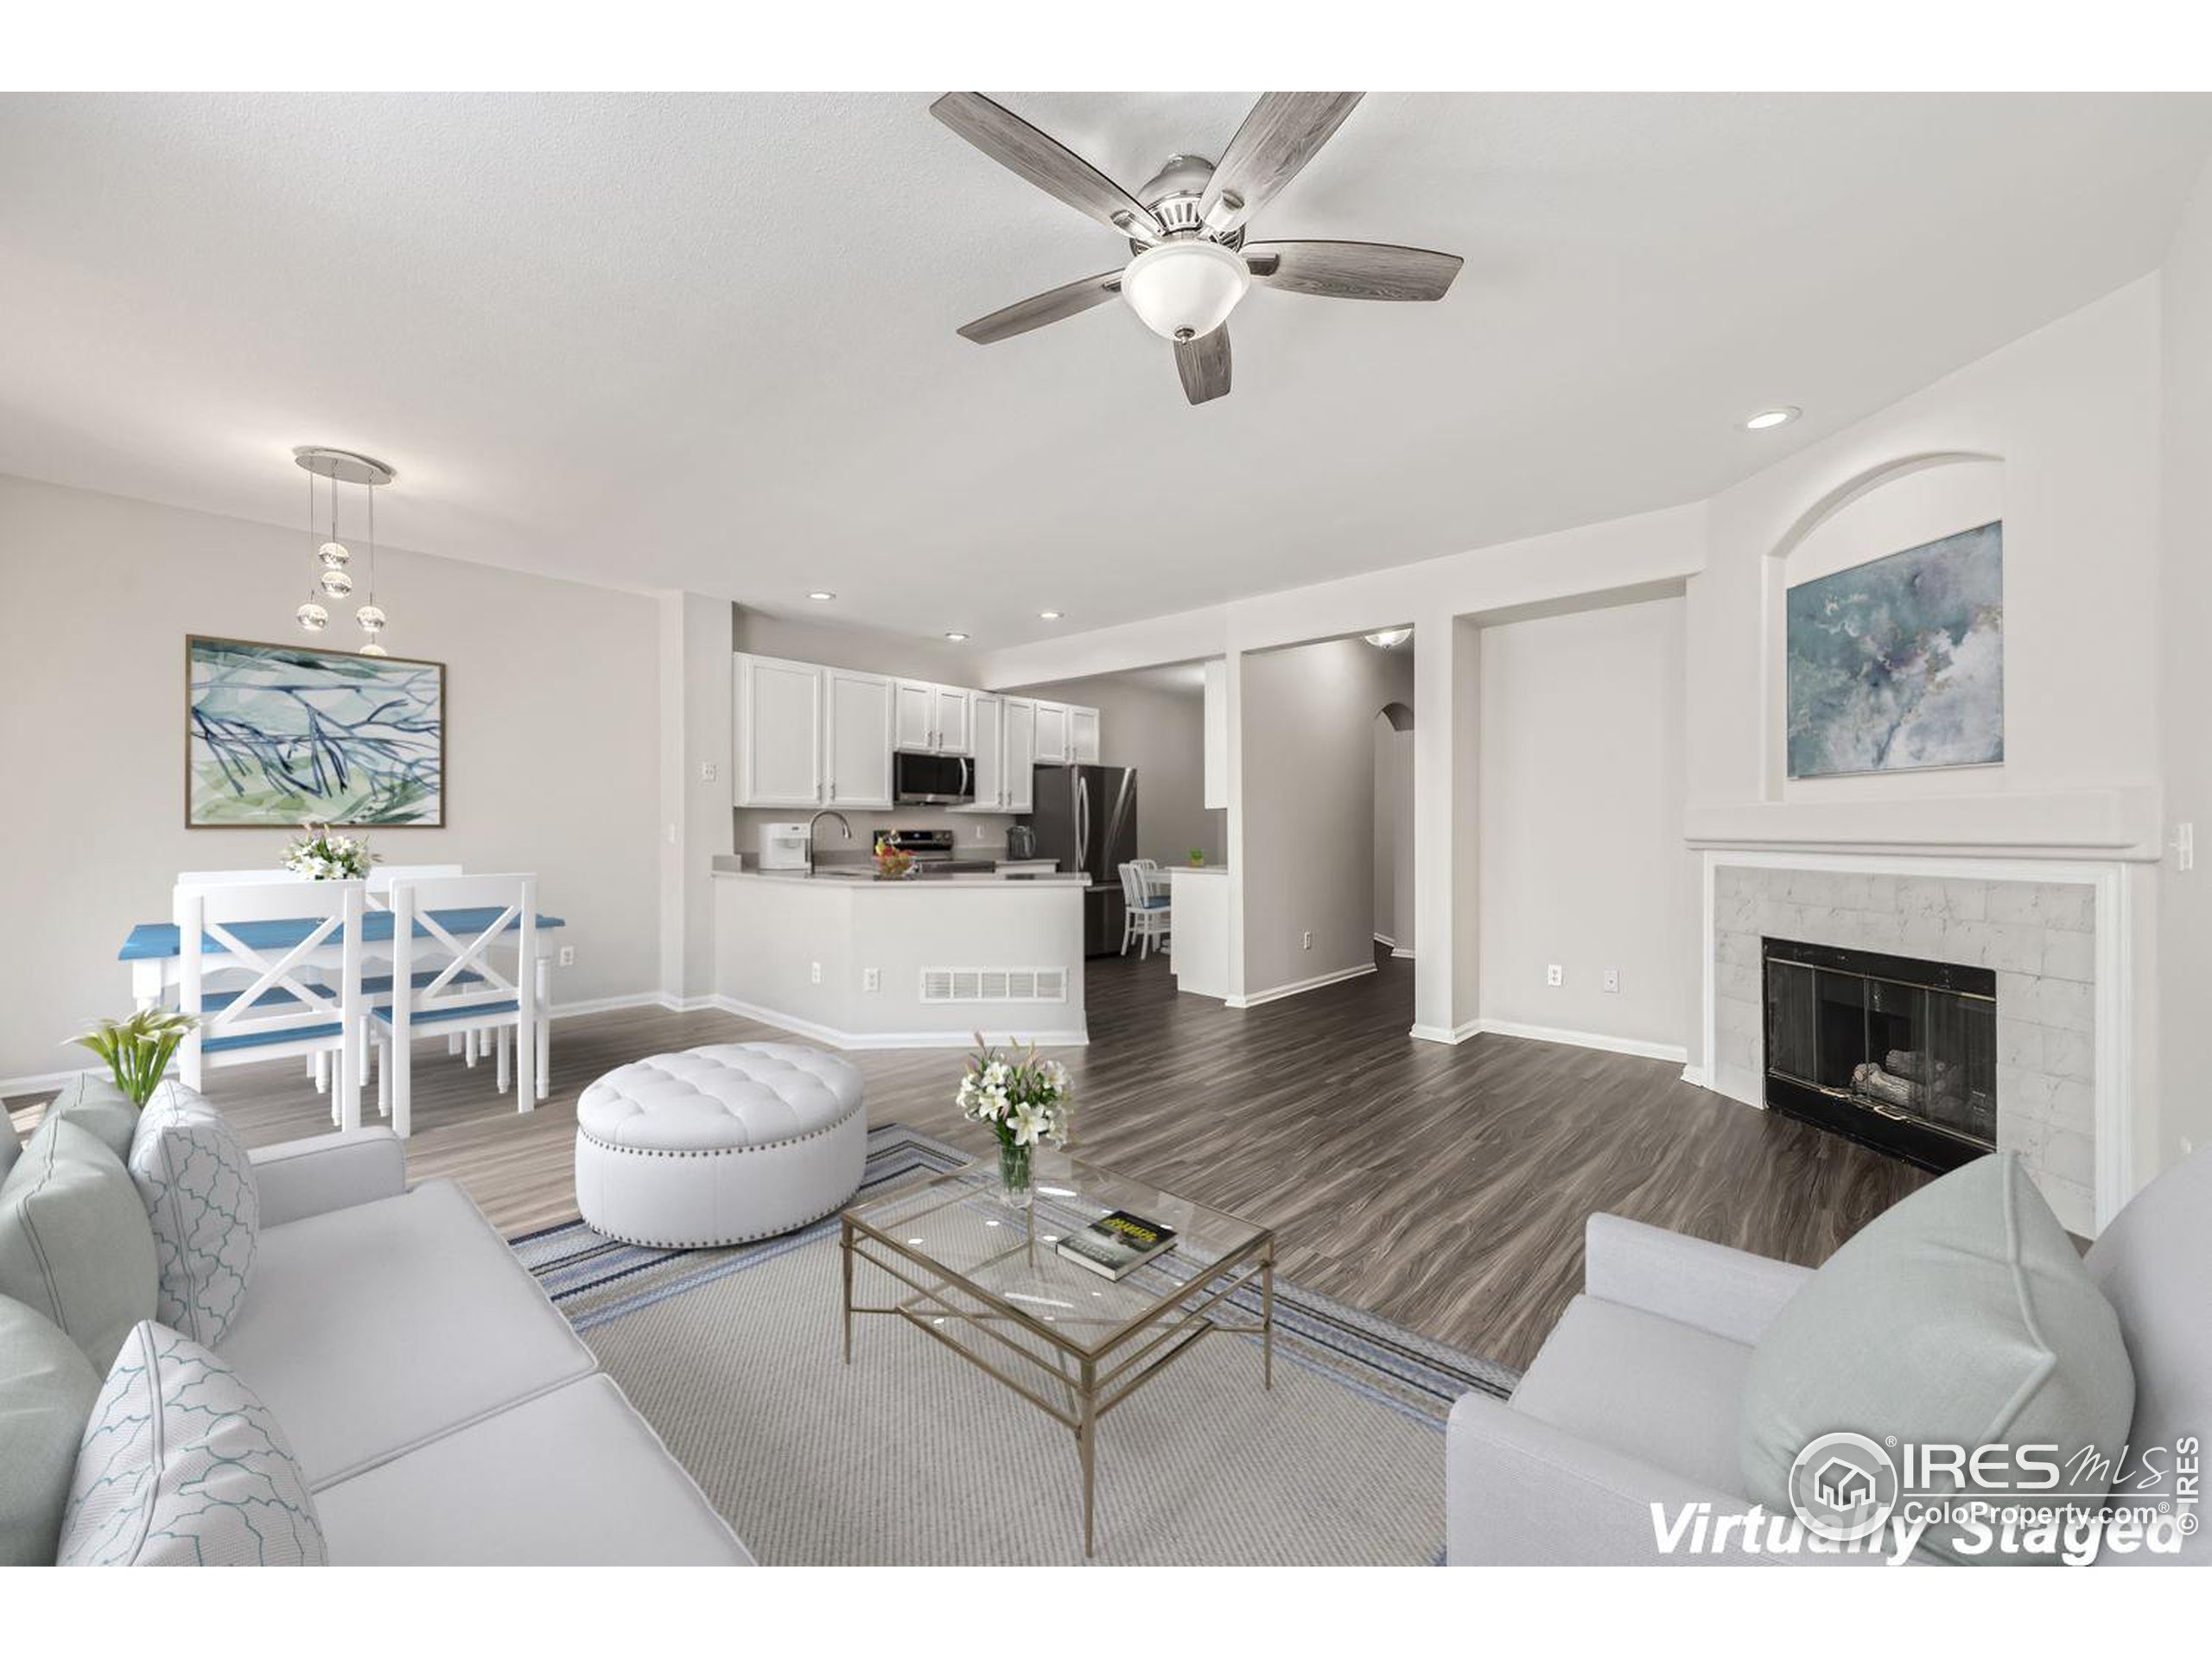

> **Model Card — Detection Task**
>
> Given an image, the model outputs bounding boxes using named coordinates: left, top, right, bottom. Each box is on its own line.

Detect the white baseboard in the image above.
left=1408, top=1017, right=1484, bottom=1046
left=710, top=995, right=1087, bottom=1051
left=1680, top=1064, right=1710, bottom=1089
left=1372, top=931, right=1395, bottom=949
left=1225, top=962, right=1377, bottom=1009
left=0, top=1064, right=97, bottom=1103
left=1390, top=946, right=1415, bottom=960
left=1470, top=1018, right=1688, bottom=1065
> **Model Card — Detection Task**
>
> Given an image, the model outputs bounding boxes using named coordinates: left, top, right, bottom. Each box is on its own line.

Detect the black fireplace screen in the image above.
left=1762, top=938, right=1997, bottom=1168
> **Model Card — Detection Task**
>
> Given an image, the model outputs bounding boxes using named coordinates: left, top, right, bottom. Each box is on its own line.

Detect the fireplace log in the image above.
left=1851, top=1062, right=1922, bottom=1111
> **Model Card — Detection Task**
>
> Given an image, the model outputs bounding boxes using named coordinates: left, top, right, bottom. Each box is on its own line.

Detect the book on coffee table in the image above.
left=1055, top=1210, right=1179, bottom=1281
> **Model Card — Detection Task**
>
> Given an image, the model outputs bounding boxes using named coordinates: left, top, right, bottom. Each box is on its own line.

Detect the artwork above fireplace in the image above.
left=1761, top=936, right=1997, bottom=1172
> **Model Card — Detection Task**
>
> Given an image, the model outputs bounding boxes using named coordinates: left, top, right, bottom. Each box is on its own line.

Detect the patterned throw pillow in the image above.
left=58, top=1321, right=326, bottom=1567
left=127, top=1084, right=257, bottom=1345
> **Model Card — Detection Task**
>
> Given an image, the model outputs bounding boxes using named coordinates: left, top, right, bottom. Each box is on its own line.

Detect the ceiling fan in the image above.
left=931, top=92, right=1464, bottom=405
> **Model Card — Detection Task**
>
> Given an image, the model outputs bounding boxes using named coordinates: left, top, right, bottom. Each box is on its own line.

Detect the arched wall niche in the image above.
left=1759, top=451, right=2006, bottom=801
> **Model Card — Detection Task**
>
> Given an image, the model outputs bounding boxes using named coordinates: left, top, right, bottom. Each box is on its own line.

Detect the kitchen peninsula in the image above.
left=712, top=862, right=1089, bottom=1049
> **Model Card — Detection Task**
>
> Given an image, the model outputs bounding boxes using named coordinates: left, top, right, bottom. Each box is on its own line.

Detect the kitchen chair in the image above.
left=1117, top=862, right=1172, bottom=959
left=175, top=879, right=365, bottom=1130
left=366, top=873, right=537, bottom=1138
left=312, top=863, right=474, bottom=1097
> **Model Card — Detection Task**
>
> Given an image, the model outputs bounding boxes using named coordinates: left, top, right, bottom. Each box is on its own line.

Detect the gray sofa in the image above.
left=5, top=1077, right=751, bottom=1566
left=1447, top=1143, right=2209, bottom=1567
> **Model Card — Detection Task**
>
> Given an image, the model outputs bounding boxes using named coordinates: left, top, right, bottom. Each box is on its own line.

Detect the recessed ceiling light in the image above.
left=807, top=590, right=836, bottom=601
left=944, top=631, right=969, bottom=642
left=1039, top=610, right=1064, bottom=620
left=1743, top=406, right=1801, bottom=431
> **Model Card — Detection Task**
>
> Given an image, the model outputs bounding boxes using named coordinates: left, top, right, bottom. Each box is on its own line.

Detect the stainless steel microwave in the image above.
left=893, top=749, right=974, bottom=805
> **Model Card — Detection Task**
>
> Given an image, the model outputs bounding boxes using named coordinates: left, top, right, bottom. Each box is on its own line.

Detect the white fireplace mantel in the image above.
left=1684, top=785, right=2163, bottom=863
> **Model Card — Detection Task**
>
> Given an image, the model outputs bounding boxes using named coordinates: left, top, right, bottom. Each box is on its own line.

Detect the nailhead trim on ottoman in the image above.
left=573, top=1043, right=867, bottom=1248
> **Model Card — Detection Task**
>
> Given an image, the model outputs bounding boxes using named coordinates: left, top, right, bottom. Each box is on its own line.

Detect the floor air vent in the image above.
left=919, top=968, right=1069, bottom=1005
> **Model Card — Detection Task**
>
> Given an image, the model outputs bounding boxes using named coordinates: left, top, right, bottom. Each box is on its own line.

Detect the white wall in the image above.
left=0, top=473, right=661, bottom=1086
left=1371, top=711, right=1415, bottom=950
left=2158, top=158, right=2212, bottom=1167
left=1477, top=596, right=1690, bottom=1052
left=1004, top=669, right=1224, bottom=867
left=1238, top=638, right=1416, bottom=996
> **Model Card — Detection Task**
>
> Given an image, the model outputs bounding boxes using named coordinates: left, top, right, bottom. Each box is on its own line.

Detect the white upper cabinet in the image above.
left=893, top=679, right=936, bottom=751
left=734, top=654, right=824, bottom=807
left=960, top=693, right=1004, bottom=813
left=893, top=678, right=974, bottom=754
left=823, top=666, right=894, bottom=809
left=1033, top=701, right=1070, bottom=766
left=933, top=684, right=973, bottom=756
left=1070, top=706, right=1100, bottom=765
left=1203, top=658, right=1228, bottom=809
left=1003, top=697, right=1037, bottom=812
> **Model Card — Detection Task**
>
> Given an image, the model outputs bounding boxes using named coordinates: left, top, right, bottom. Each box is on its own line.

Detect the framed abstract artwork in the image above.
left=1785, top=521, right=2004, bottom=780
left=185, top=636, right=445, bottom=827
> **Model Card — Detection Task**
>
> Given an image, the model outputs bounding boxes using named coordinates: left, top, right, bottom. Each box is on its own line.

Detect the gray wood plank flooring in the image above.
left=6, top=946, right=1925, bottom=1370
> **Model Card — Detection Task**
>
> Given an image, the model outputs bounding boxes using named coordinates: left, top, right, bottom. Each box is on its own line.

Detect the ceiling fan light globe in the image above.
left=1122, top=240, right=1249, bottom=344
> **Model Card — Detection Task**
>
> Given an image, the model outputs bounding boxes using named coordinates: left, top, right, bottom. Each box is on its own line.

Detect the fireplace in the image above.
left=1761, top=937, right=1997, bottom=1171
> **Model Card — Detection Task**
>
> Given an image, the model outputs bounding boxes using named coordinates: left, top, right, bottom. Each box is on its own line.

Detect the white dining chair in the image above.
left=367, top=873, right=537, bottom=1138
left=306, top=864, right=477, bottom=1098
left=175, top=879, right=365, bottom=1130
left=1118, top=862, right=1172, bottom=959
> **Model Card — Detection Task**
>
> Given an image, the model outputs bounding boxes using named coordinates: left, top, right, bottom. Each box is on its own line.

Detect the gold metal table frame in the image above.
left=840, top=1161, right=1276, bottom=1557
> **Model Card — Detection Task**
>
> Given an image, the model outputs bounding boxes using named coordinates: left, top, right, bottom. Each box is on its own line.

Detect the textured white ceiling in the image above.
left=3, top=91, right=2208, bottom=647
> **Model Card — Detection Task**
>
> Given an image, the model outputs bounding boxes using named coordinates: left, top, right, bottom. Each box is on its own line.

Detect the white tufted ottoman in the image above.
left=573, top=1043, right=866, bottom=1248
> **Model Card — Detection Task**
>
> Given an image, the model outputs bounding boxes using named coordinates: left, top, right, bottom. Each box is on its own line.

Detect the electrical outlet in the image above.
left=863, top=967, right=880, bottom=993
left=1603, top=968, right=1620, bottom=994
left=977, top=823, right=989, bottom=840
left=1546, top=963, right=1563, bottom=988
left=557, top=945, right=575, bottom=968
left=699, top=760, right=718, bottom=783
left=1301, top=931, right=1313, bottom=950
left=810, top=961, right=822, bottom=985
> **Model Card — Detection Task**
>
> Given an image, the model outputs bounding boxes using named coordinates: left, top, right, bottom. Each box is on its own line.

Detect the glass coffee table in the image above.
left=840, top=1153, right=1275, bottom=1557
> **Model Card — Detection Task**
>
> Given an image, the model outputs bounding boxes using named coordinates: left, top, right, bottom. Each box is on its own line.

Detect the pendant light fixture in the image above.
left=293, top=447, right=396, bottom=653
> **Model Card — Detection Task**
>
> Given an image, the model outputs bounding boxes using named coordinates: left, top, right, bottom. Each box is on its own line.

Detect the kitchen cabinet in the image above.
left=1033, top=701, right=1070, bottom=766
left=960, top=693, right=1004, bottom=813
left=823, top=666, right=894, bottom=808
left=1203, top=658, right=1228, bottom=809
left=1002, top=697, right=1037, bottom=813
left=734, top=654, right=824, bottom=808
left=893, top=678, right=973, bottom=754
left=1070, top=706, right=1100, bottom=765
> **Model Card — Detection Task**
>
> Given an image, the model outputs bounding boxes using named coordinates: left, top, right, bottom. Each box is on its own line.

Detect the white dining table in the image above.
left=118, top=907, right=566, bottom=1102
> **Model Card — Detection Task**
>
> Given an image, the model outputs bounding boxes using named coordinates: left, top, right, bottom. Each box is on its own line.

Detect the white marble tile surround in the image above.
left=1712, top=864, right=2096, bottom=1234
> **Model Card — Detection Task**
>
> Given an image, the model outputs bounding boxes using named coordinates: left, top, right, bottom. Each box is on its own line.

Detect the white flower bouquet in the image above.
left=955, top=1034, right=1072, bottom=1205
left=282, top=822, right=378, bottom=880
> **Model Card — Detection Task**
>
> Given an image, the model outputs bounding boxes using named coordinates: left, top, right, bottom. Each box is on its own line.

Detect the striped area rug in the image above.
left=514, top=1123, right=1516, bottom=1565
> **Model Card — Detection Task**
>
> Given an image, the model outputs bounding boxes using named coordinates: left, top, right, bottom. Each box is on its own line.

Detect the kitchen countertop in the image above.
left=712, top=861, right=1090, bottom=888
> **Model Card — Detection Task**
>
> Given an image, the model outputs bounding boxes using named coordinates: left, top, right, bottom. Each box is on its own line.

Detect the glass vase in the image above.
left=996, top=1140, right=1033, bottom=1209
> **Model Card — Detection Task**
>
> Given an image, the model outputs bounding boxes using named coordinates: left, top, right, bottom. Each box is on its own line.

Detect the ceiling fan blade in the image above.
left=931, top=92, right=1164, bottom=242
left=957, top=271, right=1124, bottom=345
left=1198, top=93, right=1363, bottom=236
left=1243, top=240, right=1463, bottom=302
left=1174, top=327, right=1232, bottom=405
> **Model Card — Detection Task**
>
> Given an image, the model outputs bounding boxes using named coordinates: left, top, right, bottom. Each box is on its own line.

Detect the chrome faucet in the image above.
left=805, top=809, right=852, bottom=877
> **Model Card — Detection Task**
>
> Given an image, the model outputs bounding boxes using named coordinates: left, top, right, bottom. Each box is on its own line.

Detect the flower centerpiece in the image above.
left=67, top=1008, right=197, bottom=1107
left=955, top=1036, right=1073, bottom=1207
left=873, top=844, right=914, bottom=880
left=282, top=822, right=378, bottom=880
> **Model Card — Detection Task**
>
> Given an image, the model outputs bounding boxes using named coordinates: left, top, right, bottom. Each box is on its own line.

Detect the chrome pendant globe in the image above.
left=355, top=604, right=385, bottom=633
left=318, top=569, right=353, bottom=599
left=296, top=602, right=329, bottom=632
left=1120, top=239, right=1249, bottom=342
left=318, top=541, right=351, bottom=569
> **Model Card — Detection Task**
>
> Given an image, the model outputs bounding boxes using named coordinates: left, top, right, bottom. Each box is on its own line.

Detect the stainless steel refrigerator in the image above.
left=1026, top=764, right=1137, bottom=957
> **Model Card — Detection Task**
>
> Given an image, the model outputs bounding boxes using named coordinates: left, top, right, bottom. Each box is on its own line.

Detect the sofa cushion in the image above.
left=218, top=1178, right=594, bottom=1489
left=0, top=1119, right=159, bottom=1371
left=1510, top=1294, right=1755, bottom=1497
left=314, top=1374, right=752, bottom=1565
left=127, top=1084, right=258, bottom=1345
left=1738, top=1153, right=2134, bottom=1565
left=58, top=1320, right=325, bottom=1566
left=41, top=1074, right=139, bottom=1164
left=2083, top=1141, right=2212, bottom=1566
left=1, top=1294, right=103, bottom=1565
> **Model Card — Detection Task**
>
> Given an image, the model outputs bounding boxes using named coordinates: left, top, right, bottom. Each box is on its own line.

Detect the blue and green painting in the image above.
left=187, top=636, right=443, bottom=826
left=1785, top=521, right=2004, bottom=780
